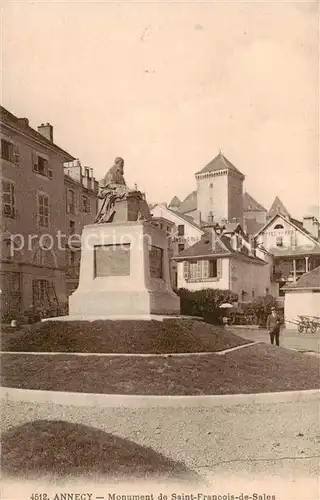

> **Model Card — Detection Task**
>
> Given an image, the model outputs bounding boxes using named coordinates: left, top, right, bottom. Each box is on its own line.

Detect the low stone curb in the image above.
left=2, top=387, right=319, bottom=408
left=0, top=341, right=258, bottom=358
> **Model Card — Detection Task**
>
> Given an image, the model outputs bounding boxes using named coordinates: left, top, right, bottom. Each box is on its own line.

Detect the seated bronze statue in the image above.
left=95, top=157, right=151, bottom=223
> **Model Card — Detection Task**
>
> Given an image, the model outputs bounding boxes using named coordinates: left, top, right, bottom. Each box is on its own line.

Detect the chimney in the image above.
left=230, top=233, right=238, bottom=251
left=37, top=122, right=53, bottom=142
left=18, top=117, right=29, bottom=127
left=303, top=216, right=319, bottom=239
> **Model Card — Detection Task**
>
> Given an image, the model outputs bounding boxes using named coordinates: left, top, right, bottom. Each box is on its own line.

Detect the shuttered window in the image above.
left=1, top=181, right=15, bottom=218
left=183, top=258, right=222, bottom=281
left=38, top=193, right=49, bottom=228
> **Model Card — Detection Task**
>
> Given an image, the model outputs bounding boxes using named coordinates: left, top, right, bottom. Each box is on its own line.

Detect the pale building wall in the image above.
left=196, top=173, right=229, bottom=223
left=256, top=216, right=315, bottom=251
left=285, top=291, right=320, bottom=329
left=177, top=258, right=230, bottom=290
left=151, top=205, right=203, bottom=247
left=229, top=258, right=271, bottom=299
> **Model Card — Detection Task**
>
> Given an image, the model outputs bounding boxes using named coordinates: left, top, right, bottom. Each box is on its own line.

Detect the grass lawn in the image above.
left=1, top=319, right=250, bottom=353
left=2, top=344, right=319, bottom=395
left=1, top=420, right=200, bottom=482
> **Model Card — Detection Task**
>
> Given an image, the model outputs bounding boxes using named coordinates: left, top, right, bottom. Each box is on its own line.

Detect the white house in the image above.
left=151, top=204, right=204, bottom=288
left=255, top=212, right=320, bottom=297
left=284, top=266, right=320, bottom=329
left=174, top=228, right=271, bottom=301
left=151, top=204, right=204, bottom=251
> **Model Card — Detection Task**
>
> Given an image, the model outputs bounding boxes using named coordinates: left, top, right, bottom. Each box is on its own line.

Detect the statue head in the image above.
left=114, top=157, right=124, bottom=173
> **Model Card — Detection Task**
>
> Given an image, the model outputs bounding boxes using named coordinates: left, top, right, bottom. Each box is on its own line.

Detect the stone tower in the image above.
left=195, top=152, right=245, bottom=224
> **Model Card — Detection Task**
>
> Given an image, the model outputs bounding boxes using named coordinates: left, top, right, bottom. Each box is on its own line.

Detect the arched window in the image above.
left=274, top=224, right=284, bottom=229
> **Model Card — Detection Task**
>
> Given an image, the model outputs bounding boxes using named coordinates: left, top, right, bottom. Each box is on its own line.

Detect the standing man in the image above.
left=266, top=306, right=281, bottom=346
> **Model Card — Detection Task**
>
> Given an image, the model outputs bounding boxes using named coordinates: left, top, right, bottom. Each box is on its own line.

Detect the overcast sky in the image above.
left=2, top=0, right=319, bottom=218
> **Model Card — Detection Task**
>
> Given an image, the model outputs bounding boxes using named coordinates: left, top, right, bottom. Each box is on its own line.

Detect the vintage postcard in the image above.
left=1, top=1, right=319, bottom=500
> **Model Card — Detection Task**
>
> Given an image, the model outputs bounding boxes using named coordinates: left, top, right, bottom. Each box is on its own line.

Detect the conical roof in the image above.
left=267, top=196, right=290, bottom=219
left=243, top=192, right=266, bottom=212
left=195, top=152, right=244, bottom=177
left=168, top=196, right=181, bottom=208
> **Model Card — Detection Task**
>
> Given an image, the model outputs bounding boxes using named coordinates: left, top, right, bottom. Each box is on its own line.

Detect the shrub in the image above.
left=176, top=288, right=238, bottom=324
left=238, top=296, right=281, bottom=326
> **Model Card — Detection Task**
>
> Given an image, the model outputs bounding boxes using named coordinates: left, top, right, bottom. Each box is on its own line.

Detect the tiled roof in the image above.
left=174, top=230, right=266, bottom=264
left=223, top=222, right=241, bottom=233
left=267, top=196, right=290, bottom=219
left=195, top=152, right=244, bottom=177
left=254, top=212, right=320, bottom=244
left=243, top=192, right=266, bottom=212
left=244, top=219, right=265, bottom=236
left=175, top=230, right=230, bottom=259
left=161, top=206, right=202, bottom=230
left=0, top=106, right=74, bottom=161
left=168, top=196, right=181, bottom=208
left=179, top=190, right=197, bottom=214
left=285, top=266, right=320, bottom=289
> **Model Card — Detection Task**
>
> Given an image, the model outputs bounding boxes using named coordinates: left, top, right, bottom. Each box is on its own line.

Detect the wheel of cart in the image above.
left=310, top=322, right=317, bottom=334
left=307, top=316, right=320, bottom=334
left=298, top=315, right=309, bottom=333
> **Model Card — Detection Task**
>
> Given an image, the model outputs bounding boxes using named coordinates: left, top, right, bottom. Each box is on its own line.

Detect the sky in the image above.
left=1, top=0, right=319, bottom=219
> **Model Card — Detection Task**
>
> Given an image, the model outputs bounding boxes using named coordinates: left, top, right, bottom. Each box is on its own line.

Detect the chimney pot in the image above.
left=38, top=123, right=53, bottom=142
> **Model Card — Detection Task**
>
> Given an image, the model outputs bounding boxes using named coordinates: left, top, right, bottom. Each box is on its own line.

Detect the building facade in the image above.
left=151, top=204, right=204, bottom=288
left=284, top=266, right=320, bottom=328
left=64, top=161, right=99, bottom=295
left=0, top=106, right=98, bottom=319
left=255, top=213, right=320, bottom=298
left=195, top=152, right=245, bottom=225
left=174, top=228, right=271, bottom=299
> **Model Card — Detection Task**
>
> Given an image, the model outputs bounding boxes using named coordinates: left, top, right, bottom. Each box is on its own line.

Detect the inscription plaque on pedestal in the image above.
left=94, top=244, right=130, bottom=277
left=149, top=245, right=163, bottom=279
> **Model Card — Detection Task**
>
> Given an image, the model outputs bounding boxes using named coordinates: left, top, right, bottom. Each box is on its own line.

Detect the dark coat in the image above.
left=266, top=313, right=281, bottom=333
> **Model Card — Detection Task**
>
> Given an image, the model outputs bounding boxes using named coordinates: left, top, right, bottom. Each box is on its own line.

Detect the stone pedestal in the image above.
left=69, top=221, right=180, bottom=317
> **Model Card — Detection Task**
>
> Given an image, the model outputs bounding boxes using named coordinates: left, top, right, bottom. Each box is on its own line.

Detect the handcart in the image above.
left=296, top=315, right=320, bottom=334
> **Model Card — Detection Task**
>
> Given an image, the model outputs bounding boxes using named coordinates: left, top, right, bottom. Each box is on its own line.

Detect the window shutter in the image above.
left=74, top=191, right=78, bottom=215
left=217, top=258, right=222, bottom=278
left=196, top=261, right=202, bottom=279
left=32, top=151, right=38, bottom=171
left=66, top=189, right=70, bottom=213
left=44, top=159, right=49, bottom=177
left=183, top=261, right=189, bottom=280
left=11, top=184, right=15, bottom=216
left=203, top=260, right=209, bottom=279
left=13, top=144, right=20, bottom=164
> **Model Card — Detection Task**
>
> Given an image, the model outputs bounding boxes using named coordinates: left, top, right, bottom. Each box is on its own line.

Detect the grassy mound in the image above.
left=2, top=344, right=319, bottom=395
left=1, top=420, right=200, bottom=482
left=1, top=319, right=250, bottom=353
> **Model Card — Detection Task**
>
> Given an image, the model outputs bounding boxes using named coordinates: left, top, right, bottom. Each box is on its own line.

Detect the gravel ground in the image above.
left=233, top=327, right=320, bottom=353
left=1, top=397, right=319, bottom=497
